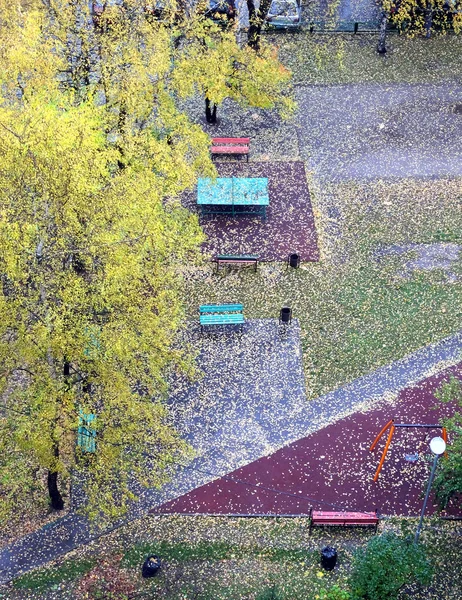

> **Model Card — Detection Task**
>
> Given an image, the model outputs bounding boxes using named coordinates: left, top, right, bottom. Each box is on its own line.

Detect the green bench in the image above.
left=199, top=304, right=245, bottom=333
left=215, top=255, right=259, bottom=273
left=77, top=412, right=96, bottom=453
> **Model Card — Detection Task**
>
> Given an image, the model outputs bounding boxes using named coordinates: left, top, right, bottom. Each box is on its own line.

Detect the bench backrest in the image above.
left=77, top=412, right=96, bottom=453
left=311, top=510, right=378, bottom=523
left=200, top=304, right=243, bottom=314
left=216, top=255, right=259, bottom=260
left=212, top=137, right=250, bottom=145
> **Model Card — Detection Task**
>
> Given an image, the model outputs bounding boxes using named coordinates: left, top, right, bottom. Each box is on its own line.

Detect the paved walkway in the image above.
left=1, top=330, right=461, bottom=583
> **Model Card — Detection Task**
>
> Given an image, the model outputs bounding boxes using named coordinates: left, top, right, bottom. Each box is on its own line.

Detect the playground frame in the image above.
left=370, top=419, right=448, bottom=482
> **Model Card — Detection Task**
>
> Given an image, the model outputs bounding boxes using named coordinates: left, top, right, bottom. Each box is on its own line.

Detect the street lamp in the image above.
left=414, top=436, right=446, bottom=544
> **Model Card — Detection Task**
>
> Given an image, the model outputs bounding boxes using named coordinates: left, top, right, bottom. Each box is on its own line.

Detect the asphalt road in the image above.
left=296, top=83, right=462, bottom=181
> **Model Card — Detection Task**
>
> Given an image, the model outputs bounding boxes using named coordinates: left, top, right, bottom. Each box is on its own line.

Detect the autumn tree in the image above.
left=382, top=0, right=462, bottom=38
left=0, top=2, right=213, bottom=523
left=39, top=0, right=294, bottom=126
left=247, top=0, right=273, bottom=50
left=377, top=8, right=390, bottom=54
left=0, top=91, right=213, bottom=521
left=171, top=21, right=295, bottom=124
left=0, top=0, right=294, bottom=525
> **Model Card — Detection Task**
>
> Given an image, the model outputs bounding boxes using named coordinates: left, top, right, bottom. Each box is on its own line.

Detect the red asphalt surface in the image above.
left=155, top=363, right=462, bottom=517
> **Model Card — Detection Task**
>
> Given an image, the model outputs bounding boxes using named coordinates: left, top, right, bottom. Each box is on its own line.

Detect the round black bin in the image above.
left=289, top=253, right=300, bottom=268
left=142, top=555, right=161, bottom=578
left=321, top=546, right=337, bottom=571
left=280, top=307, right=292, bottom=324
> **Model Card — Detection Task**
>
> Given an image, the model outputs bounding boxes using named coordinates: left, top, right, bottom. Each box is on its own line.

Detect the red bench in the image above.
left=211, top=137, right=250, bottom=162
left=309, top=509, right=379, bottom=535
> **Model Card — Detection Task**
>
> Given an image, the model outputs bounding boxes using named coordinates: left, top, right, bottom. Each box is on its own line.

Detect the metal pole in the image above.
left=414, top=453, right=439, bottom=544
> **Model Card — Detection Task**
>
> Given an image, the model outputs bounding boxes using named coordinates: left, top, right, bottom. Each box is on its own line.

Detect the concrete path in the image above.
left=0, top=329, right=461, bottom=584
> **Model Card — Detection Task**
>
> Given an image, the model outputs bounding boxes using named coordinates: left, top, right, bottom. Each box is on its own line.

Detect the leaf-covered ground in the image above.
left=272, top=33, right=462, bottom=85
left=156, top=362, right=462, bottom=517
left=295, top=83, right=462, bottom=181
left=2, top=26, right=462, bottom=597
left=183, top=177, right=461, bottom=400
left=5, top=515, right=461, bottom=599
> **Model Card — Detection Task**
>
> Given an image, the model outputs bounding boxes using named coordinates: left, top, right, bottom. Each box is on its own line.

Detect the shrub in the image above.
left=349, top=532, right=432, bottom=600
left=318, top=585, right=352, bottom=599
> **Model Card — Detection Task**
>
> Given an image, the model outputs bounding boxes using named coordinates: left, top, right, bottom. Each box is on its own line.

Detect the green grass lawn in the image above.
left=269, top=32, right=462, bottom=85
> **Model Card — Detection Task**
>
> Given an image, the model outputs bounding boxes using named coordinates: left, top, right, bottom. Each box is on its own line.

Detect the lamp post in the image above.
left=414, top=436, right=446, bottom=544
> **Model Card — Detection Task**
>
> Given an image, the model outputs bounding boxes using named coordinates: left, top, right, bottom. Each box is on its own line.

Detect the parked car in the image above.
left=143, top=0, right=168, bottom=20
left=92, top=0, right=167, bottom=26
left=205, top=0, right=236, bottom=24
left=91, top=0, right=122, bottom=27
left=91, top=0, right=121, bottom=18
left=266, top=0, right=301, bottom=29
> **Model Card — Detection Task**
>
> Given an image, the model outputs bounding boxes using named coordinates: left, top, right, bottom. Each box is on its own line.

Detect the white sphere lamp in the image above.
left=429, top=436, right=446, bottom=456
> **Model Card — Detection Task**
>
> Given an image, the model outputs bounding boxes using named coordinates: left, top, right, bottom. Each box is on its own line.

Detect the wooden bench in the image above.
left=210, top=137, right=250, bottom=162
left=309, top=509, right=379, bottom=535
left=200, top=304, right=245, bottom=333
left=215, top=255, right=259, bottom=273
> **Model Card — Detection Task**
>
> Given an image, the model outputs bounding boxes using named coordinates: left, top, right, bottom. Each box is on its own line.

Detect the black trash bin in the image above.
left=321, top=546, right=337, bottom=571
left=142, top=555, right=161, bottom=578
left=288, top=253, right=300, bottom=268
left=280, top=307, right=292, bottom=324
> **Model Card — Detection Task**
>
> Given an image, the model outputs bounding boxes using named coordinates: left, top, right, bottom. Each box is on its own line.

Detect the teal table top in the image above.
left=197, top=177, right=269, bottom=206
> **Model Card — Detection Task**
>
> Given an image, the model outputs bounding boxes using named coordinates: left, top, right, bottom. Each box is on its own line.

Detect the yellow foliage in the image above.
left=385, top=0, right=462, bottom=37
left=0, top=0, right=294, bottom=525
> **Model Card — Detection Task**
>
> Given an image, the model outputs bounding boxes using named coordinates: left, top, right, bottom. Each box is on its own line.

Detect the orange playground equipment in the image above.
left=370, top=420, right=448, bottom=482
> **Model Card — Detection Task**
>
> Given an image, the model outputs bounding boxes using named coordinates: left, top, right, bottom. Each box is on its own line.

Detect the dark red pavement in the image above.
left=154, top=363, right=462, bottom=517
left=181, top=161, right=320, bottom=262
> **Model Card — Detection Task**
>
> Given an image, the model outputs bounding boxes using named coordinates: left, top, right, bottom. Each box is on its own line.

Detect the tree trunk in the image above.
left=377, top=12, right=388, bottom=54
left=116, top=101, right=127, bottom=169
left=48, top=418, right=64, bottom=510
left=425, top=1, right=433, bottom=38
left=47, top=468, right=64, bottom=510
left=247, top=0, right=273, bottom=51
left=247, top=0, right=259, bottom=50
left=205, top=98, right=217, bottom=124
